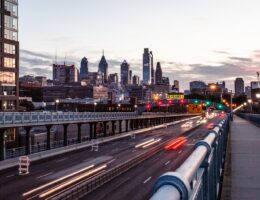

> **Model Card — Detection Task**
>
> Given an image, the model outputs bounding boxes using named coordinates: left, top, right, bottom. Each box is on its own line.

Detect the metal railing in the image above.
left=150, top=116, right=229, bottom=200
left=236, top=113, right=260, bottom=126
left=0, top=112, right=137, bottom=127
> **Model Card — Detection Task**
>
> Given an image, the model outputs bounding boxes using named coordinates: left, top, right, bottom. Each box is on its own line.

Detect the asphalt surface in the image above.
left=82, top=117, right=222, bottom=200
left=0, top=117, right=201, bottom=200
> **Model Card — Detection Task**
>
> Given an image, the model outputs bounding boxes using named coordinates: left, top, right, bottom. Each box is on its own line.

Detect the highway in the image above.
left=82, top=116, right=222, bottom=200
left=0, top=117, right=201, bottom=200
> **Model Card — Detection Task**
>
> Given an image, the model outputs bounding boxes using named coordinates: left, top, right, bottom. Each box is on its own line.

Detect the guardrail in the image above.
left=236, top=113, right=260, bottom=126
left=0, top=112, right=137, bottom=127
left=150, top=116, right=229, bottom=200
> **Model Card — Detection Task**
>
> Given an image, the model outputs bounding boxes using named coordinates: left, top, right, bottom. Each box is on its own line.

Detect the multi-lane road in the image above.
left=0, top=115, right=221, bottom=200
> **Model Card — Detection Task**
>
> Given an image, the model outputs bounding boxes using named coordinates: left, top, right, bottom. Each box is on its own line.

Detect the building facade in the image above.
left=234, top=78, right=244, bottom=96
left=120, top=60, right=130, bottom=86
left=155, top=62, right=162, bottom=85
left=133, top=75, right=140, bottom=85
left=0, top=0, right=19, bottom=111
left=53, top=64, right=78, bottom=84
left=98, top=53, right=108, bottom=83
left=79, top=57, right=88, bottom=80
left=143, top=48, right=151, bottom=84
left=150, top=51, right=154, bottom=85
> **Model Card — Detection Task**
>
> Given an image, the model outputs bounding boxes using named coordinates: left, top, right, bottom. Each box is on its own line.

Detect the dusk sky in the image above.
left=19, top=0, right=260, bottom=91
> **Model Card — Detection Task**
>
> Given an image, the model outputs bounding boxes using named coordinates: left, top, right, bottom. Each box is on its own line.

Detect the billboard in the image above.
left=166, top=93, right=184, bottom=100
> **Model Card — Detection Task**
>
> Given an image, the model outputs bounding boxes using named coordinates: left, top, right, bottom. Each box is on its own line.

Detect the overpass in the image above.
left=0, top=111, right=198, bottom=161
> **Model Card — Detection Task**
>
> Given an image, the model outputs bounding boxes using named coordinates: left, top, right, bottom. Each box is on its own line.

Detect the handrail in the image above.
left=151, top=116, right=229, bottom=200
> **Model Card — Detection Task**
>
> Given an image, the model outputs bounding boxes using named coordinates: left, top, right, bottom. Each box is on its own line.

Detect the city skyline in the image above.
left=19, top=0, right=260, bottom=90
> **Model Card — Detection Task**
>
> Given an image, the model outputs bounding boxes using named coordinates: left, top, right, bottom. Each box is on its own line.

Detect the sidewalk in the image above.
left=221, top=115, right=260, bottom=200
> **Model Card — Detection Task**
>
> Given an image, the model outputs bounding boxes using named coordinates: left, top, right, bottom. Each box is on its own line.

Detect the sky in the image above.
left=19, top=0, right=260, bottom=91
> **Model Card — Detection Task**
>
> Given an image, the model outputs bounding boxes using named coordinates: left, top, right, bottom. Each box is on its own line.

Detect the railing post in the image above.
left=0, top=129, right=6, bottom=161
left=77, top=123, right=82, bottom=143
left=25, top=127, right=32, bottom=155
left=63, top=124, right=68, bottom=146
left=46, top=125, right=52, bottom=150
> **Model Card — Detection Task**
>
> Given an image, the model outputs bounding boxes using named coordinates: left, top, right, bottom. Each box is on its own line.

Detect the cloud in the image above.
left=228, top=56, right=252, bottom=62
left=213, top=50, right=230, bottom=55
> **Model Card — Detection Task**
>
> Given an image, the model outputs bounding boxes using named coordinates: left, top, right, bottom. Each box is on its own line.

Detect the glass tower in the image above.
left=143, top=48, right=151, bottom=84
left=0, top=0, right=19, bottom=111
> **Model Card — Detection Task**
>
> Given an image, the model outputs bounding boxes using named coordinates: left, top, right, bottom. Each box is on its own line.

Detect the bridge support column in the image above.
left=93, top=123, right=97, bottom=139
left=77, top=124, right=82, bottom=143
left=125, top=120, right=129, bottom=132
left=46, top=125, right=52, bottom=150
left=103, top=122, right=107, bottom=137
left=25, top=127, right=32, bottom=155
left=119, top=120, right=122, bottom=133
left=89, top=123, right=93, bottom=140
left=0, top=129, right=6, bottom=161
left=112, top=121, right=115, bottom=135
left=63, top=124, right=68, bottom=146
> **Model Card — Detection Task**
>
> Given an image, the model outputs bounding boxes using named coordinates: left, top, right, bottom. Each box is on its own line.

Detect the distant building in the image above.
left=81, top=72, right=103, bottom=86
left=245, top=86, right=251, bottom=98
left=53, top=64, right=78, bottom=84
left=129, top=70, right=132, bottom=85
left=108, top=73, right=119, bottom=86
left=43, top=85, right=108, bottom=102
left=251, top=81, right=260, bottom=89
left=161, top=77, right=170, bottom=85
left=133, top=75, right=140, bottom=85
left=143, top=48, right=152, bottom=84
left=150, top=51, right=155, bottom=85
left=155, top=62, right=162, bottom=85
left=98, top=52, right=108, bottom=83
left=80, top=57, right=88, bottom=80
left=19, top=75, right=47, bottom=88
left=234, top=78, right=244, bottom=96
left=120, top=60, right=130, bottom=86
left=172, top=80, right=180, bottom=92
left=190, top=81, right=206, bottom=94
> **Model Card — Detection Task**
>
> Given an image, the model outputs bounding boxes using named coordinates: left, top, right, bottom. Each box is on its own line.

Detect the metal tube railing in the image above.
left=151, top=117, right=228, bottom=200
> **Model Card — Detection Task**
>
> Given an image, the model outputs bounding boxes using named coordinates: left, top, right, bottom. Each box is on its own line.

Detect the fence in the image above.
left=150, top=116, right=229, bottom=200
left=236, top=113, right=260, bottom=126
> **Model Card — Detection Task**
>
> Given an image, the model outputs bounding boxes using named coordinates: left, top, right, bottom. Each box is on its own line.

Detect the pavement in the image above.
left=221, top=115, right=260, bottom=200
left=0, top=118, right=200, bottom=200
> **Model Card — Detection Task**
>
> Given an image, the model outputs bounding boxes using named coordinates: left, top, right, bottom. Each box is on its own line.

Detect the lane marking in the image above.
left=132, top=149, right=137, bottom=153
left=6, top=174, right=15, bottom=178
left=55, top=157, right=68, bottom=163
left=143, top=176, right=152, bottom=184
left=36, top=172, right=53, bottom=179
left=165, top=161, right=170, bottom=166
left=107, top=158, right=116, bottom=164
left=178, top=150, right=182, bottom=154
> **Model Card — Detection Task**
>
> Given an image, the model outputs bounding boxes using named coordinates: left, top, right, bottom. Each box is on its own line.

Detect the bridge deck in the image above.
left=221, top=115, right=260, bottom=200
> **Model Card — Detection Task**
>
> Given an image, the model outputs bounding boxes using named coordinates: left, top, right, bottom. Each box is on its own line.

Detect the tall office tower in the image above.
left=234, top=78, right=244, bottom=96
left=108, top=73, right=118, bottom=85
left=120, top=60, right=130, bottom=86
left=129, top=70, right=132, bottom=85
left=155, top=62, right=162, bottom=84
left=143, top=48, right=151, bottom=84
left=150, top=51, right=154, bottom=85
left=53, top=64, right=78, bottom=84
left=0, top=0, right=19, bottom=111
left=98, top=51, right=108, bottom=83
left=133, top=75, right=140, bottom=85
left=79, top=57, right=88, bottom=80
left=173, top=80, right=180, bottom=91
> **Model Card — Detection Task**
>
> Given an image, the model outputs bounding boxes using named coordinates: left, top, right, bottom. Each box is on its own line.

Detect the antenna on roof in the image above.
left=102, top=49, right=104, bottom=56
left=64, top=53, right=67, bottom=65
left=55, top=49, right=57, bottom=64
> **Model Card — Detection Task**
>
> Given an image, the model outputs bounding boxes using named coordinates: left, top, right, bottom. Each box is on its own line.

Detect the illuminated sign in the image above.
left=166, top=93, right=184, bottom=100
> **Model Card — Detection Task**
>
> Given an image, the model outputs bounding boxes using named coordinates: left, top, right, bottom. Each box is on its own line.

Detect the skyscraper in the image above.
left=120, top=60, right=130, bottom=86
left=143, top=48, right=151, bottom=84
left=80, top=57, right=88, bottom=80
left=150, top=51, right=154, bottom=85
left=133, top=75, right=140, bottom=85
left=53, top=64, right=78, bottom=84
left=0, top=0, right=19, bottom=111
left=155, top=62, right=162, bottom=85
left=235, top=78, right=244, bottom=96
left=129, top=70, right=132, bottom=85
left=98, top=52, right=108, bottom=83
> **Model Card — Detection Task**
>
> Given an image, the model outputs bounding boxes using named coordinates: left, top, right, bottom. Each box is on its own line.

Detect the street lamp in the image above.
left=94, top=102, right=97, bottom=112
left=118, top=103, right=121, bottom=112
left=55, top=99, right=60, bottom=111
left=247, top=99, right=252, bottom=113
left=134, top=104, right=138, bottom=112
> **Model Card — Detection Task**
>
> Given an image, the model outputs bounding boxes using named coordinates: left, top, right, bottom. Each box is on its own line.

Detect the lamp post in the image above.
left=55, top=99, right=60, bottom=112
left=94, top=102, right=97, bottom=112
left=247, top=99, right=252, bottom=113
left=134, top=104, right=138, bottom=112
left=118, top=103, right=121, bottom=112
